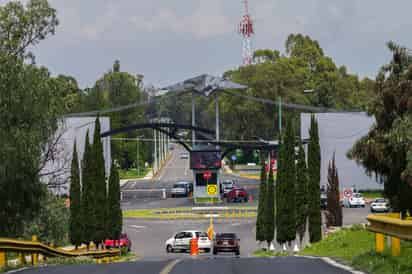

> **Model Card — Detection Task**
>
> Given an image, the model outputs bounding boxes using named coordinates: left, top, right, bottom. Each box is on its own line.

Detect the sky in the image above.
left=2, top=0, right=412, bottom=88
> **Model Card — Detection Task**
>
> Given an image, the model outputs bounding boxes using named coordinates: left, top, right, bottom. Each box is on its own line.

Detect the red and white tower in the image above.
left=238, top=0, right=254, bottom=65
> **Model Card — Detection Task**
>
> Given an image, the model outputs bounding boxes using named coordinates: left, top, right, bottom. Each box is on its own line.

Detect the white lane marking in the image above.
left=159, top=259, right=181, bottom=274
left=297, top=255, right=365, bottom=274
left=129, top=225, right=146, bottom=229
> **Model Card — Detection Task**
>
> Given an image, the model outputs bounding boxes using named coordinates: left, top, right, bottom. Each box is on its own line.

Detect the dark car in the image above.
left=320, top=192, right=327, bottom=210
left=105, top=233, right=131, bottom=251
left=213, top=233, right=240, bottom=255
left=226, top=187, right=248, bottom=203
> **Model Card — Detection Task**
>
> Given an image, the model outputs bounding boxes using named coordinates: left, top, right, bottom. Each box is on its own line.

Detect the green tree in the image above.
left=308, top=115, right=322, bottom=243
left=264, top=162, right=275, bottom=248
left=276, top=117, right=296, bottom=244
left=349, top=42, right=412, bottom=216
left=296, top=143, right=308, bottom=243
left=256, top=157, right=267, bottom=242
left=276, top=137, right=286, bottom=244
left=91, top=117, right=107, bottom=245
left=0, top=0, right=61, bottom=237
left=81, top=131, right=95, bottom=245
left=107, top=162, right=122, bottom=240
left=69, top=141, right=82, bottom=248
left=326, top=153, right=342, bottom=227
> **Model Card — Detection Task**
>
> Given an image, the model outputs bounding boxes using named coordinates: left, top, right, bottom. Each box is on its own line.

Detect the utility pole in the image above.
left=136, top=137, right=140, bottom=176
left=278, top=97, right=282, bottom=133
left=192, top=92, right=196, bottom=147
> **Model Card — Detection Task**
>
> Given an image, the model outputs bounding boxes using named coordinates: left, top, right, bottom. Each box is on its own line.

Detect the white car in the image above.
left=165, top=231, right=211, bottom=253
left=171, top=182, right=190, bottom=197
left=370, top=198, right=390, bottom=213
left=343, top=193, right=366, bottom=208
left=220, top=180, right=234, bottom=197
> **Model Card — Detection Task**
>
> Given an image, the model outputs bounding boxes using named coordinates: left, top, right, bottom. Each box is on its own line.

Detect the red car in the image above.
left=105, top=233, right=131, bottom=251
left=226, top=187, right=249, bottom=203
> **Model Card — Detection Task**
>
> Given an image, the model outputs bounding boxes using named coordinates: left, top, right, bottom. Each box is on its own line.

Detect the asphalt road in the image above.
left=17, top=257, right=354, bottom=274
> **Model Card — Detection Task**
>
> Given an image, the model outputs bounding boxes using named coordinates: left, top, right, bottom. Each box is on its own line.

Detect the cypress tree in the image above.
left=283, top=118, right=296, bottom=243
left=107, top=162, right=123, bottom=240
left=296, top=143, right=308, bottom=243
left=308, top=115, right=322, bottom=243
left=326, top=153, right=342, bottom=227
left=276, top=135, right=286, bottom=244
left=256, top=156, right=267, bottom=243
left=264, top=160, right=275, bottom=248
left=69, top=141, right=82, bottom=248
left=81, top=131, right=95, bottom=245
left=91, top=117, right=107, bottom=245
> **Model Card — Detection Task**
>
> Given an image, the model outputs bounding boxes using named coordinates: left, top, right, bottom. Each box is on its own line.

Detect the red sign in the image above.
left=203, top=171, right=212, bottom=180
left=343, top=188, right=353, bottom=198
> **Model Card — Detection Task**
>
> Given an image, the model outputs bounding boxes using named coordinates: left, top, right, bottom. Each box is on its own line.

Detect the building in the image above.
left=41, top=117, right=111, bottom=195
left=301, top=113, right=382, bottom=190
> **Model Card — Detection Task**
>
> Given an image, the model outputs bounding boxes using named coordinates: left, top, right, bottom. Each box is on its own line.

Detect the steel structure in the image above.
left=238, top=0, right=254, bottom=65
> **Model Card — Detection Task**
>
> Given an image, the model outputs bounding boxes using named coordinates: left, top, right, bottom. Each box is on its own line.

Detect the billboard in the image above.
left=190, top=151, right=222, bottom=170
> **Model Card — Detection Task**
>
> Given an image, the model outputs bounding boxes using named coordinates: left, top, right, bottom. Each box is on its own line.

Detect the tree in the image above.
left=264, top=160, right=275, bottom=248
left=308, top=115, right=322, bottom=242
left=349, top=42, right=412, bottom=217
left=256, top=157, right=267, bottom=242
left=276, top=136, right=286, bottom=244
left=276, top=117, right=296, bottom=245
left=69, top=141, right=82, bottom=248
left=0, top=0, right=61, bottom=237
left=90, top=117, right=107, bottom=245
left=81, top=131, right=95, bottom=245
left=107, top=162, right=122, bottom=240
left=296, top=143, right=308, bottom=243
left=326, top=153, right=342, bottom=227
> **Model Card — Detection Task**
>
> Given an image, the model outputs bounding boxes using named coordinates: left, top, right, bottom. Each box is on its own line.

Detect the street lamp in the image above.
left=136, top=135, right=144, bottom=177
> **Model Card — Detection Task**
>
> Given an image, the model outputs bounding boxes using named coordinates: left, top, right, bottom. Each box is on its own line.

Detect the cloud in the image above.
left=129, top=0, right=233, bottom=39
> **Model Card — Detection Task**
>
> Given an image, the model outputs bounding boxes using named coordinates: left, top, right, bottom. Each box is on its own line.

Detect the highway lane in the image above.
left=17, top=257, right=355, bottom=274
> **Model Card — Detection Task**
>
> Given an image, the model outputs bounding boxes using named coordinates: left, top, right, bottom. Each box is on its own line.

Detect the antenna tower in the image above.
left=238, top=0, right=254, bottom=65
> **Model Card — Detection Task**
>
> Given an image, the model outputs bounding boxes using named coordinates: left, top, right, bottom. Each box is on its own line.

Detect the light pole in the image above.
left=136, top=135, right=144, bottom=177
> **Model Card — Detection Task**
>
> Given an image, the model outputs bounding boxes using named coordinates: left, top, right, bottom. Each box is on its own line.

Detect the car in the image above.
left=320, top=192, right=327, bottom=210
left=104, top=233, right=131, bottom=251
left=226, top=187, right=248, bottom=203
left=165, top=231, right=211, bottom=253
left=171, top=182, right=192, bottom=197
left=370, top=198, right=390, bottom=213
left=220, top=180, right=234, bottom=197
left=180, top=152, right=189, bottom=159
left=343, top=193, right=366, bottom=208
left=213, top=233, right=240, bottom=256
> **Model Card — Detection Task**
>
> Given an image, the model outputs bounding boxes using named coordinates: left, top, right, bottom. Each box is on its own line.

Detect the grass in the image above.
left=359, top=190, right=384, bottom=199
left=194, top=197, right=222, bottom=204
left=253, top=250, right=289, bottom=257
left=299, top=226, right=412, bottom=274
left=119, top=168, right=150, bottom=180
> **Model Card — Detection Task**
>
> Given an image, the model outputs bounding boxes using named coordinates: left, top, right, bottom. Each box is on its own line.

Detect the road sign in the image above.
left=231, top=155, right=237, bottom=161
left=207, top=185, right=217, bottom=196
left=203, top=171, right=212, bottom=180
left=343, top=188, right=353, bottom=198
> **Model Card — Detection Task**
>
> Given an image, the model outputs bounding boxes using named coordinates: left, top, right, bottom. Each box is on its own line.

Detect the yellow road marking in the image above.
left=160, top=259, right=181, bottom=274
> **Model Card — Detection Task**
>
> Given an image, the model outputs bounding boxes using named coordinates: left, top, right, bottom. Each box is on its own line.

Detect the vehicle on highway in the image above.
left=226, top=187, right=249, bottom=203
left=343, top=193, right=366, bottom=208
left=165, top=231, right=211, bottom=253
left=213, top=233, right=240, bottom=256
left=220, top=180, right=234, bottom=197
left=105, top=233, right=131, bottom=251
left=179, top=152, right=189, bottom=159
left=171, top=181, right=192, bottom=197
left=370, top=198, right=390, bottom=213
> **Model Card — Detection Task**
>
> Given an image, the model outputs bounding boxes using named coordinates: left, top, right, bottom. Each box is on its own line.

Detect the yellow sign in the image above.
left=207, top=185, right=217, bottom=196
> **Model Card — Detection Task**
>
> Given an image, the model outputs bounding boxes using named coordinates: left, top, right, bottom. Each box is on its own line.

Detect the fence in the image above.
left=367, top=213, right=412, bottom=256
left=0, top=236, right=120, bottom=269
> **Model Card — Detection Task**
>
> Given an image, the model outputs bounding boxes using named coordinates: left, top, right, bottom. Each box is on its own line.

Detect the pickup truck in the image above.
left=104, top=233, right=131, bottom=251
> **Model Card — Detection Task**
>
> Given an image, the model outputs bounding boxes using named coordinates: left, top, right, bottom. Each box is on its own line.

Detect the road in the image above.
left=18, top=257, right=354, bottom=274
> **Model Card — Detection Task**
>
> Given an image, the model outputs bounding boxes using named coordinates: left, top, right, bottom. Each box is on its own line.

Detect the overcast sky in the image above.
left=3, top=0, right=412, bottom=88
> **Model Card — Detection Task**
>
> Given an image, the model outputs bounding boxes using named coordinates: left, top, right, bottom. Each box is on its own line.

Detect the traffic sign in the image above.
left=343, top=188, right=353, bottom=198
left=231, top=155, right=237, bottom=161
left=207, top=185, right=217, bottom=196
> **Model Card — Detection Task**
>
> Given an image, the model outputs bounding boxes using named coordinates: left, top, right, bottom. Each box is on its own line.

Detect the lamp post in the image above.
left=136, top=135, right=144, bottom=177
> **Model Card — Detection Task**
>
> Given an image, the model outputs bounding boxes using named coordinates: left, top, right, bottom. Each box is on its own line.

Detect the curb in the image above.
left=296, top=255, right=365, bottom=274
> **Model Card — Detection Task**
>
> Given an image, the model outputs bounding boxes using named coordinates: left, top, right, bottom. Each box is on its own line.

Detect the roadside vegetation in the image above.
left=119, top=168, right=151, bottom=180
left=300, top=226, right=412, bottom=274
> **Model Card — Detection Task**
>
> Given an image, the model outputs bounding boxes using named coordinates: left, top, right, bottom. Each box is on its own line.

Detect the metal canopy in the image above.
left=162, top=74, right=247, bottom=97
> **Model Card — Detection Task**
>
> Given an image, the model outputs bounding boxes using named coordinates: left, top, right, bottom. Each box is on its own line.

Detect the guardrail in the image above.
left=0, top=236, right=120, bottom=269
left=367, top=213, right=412, bottom=256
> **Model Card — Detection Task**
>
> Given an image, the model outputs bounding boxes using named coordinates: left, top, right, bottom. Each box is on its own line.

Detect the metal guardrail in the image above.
left=367, top=213, right=412, bottom=256
left=0, top=236, right=120, bottom=268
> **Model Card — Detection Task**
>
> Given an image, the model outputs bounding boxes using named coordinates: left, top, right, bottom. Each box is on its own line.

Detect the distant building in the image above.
left=41, top=117, right=111, bottom=195
left=301, top=113, right=382, bottom=190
